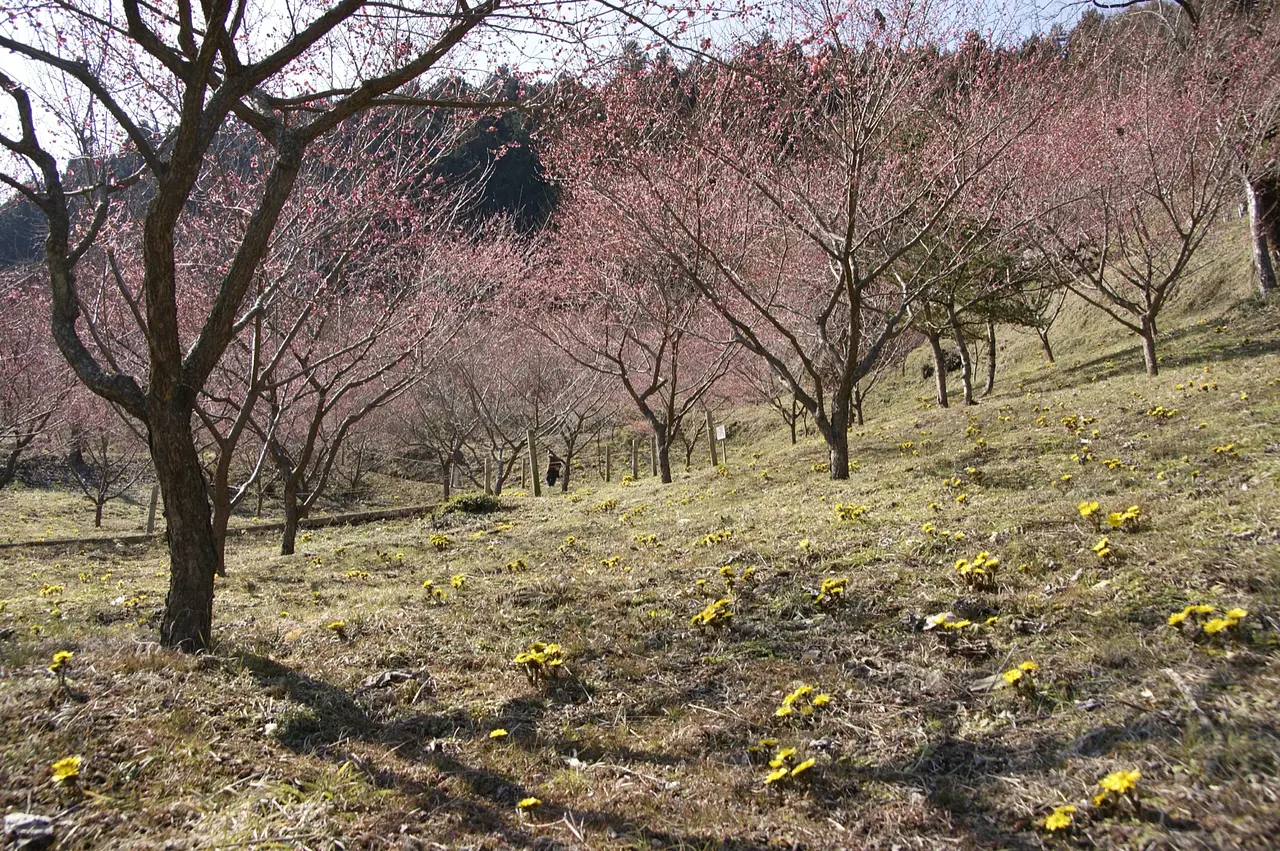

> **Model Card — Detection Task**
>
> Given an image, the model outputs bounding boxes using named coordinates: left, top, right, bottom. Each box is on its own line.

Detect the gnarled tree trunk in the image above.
left=1246, top=175, right=1278, bottom=296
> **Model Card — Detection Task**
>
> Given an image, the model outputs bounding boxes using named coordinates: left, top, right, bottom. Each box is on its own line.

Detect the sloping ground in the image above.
left=2, top=260, right=1278, bottom=849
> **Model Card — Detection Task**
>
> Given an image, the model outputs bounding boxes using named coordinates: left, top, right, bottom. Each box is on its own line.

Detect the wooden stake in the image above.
left=528, top=430, right=542, bottom=497
left=630, top=438, right=638, bottom=479
left=706, top=410, right=719, bottom=467
left=484, top=458, right=492, bottom=495
left=650, top=433, right=658, bottom=476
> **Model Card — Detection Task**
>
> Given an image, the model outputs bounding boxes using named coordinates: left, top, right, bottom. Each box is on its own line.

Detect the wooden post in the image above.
left=528, top=430, right=542, bottom=497
left=520, top=457, right=527, bottom=490
left=605, top=445, right=612, bottom=482
left=484, top=458, right=492, bottom=495
left=706, top=410, right=719, bottom=467
left=630, top=438, right=638, bottom=479
left=650, top=433, right=658, bottom=477
left=146, top=484, right=159, bottom=534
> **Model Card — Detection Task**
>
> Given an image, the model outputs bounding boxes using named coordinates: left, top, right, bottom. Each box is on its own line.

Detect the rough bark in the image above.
left=927, top=331, right=949, bottom=408
left=152, top=408, right=217, bottom=653
left=1036, top=327, right=1055, bottom=363
left=1140, top=315, right=1159, bottom=377
left=948, top=305, right=976, bottom=406
left=1246, top=175, right=1278, bottom=296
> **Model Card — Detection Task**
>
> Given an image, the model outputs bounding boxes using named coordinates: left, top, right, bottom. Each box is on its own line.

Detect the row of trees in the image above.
left=2, top=0, right=1275, bottom=650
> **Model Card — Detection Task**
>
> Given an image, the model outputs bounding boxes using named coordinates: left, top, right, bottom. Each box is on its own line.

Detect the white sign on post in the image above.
left=715, top=424, right=726, bottom=441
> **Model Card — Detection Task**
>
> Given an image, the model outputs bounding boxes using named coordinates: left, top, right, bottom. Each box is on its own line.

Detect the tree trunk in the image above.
left=152, top=410, right=217, bottom=652
left=94, top=500, right=104, bottom=528
left=281, top=479, right=300, bottom=556
left=442, top=462, right=451, bottom=500
left=927, top=331, right=949, bottom=408
left=949, top=307, right=976, bottom=406
left=1036, top=327, right=1055, bottom=364
left=822, top=401, right=851, bottom=480
left=982, top=321, right=997, bottom=397
left=1140, top=316, right=1159, bottom=377
left=788, top=397, right=798, bottom=444
left=658, top=442, right=673, bottom=483
left=853, top=385, right=865, bottom=426
left=211, top=500, right=230, bottom=575
left=1246, top=175, right=1278, bottom=296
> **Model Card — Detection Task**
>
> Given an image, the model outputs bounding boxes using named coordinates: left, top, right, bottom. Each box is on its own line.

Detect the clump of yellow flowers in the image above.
left=775, top=684, right=832, bottom=720
left=814, top=577, right=848, bottom=607
left=834, top=503, right=869, bottom=522
left=1077, top=501, right=1102, bottom=530
left=690, top=598, right=733, bottom=629
left=1106, top=504, right=1141, bottom=533
left=1002, top=661, right=1038, bottom=699
left=763, top=746, right=817, bottom=786
left=514, top=641, right=564, bottom=684
left=1093, top=769, right=1140, bottom=809
left=1039, top=804, right=1077, bottom=833
left=428, top=532, right=451, bottom=551
left=1169, top=604, right=1247, bottom=636
left=955, top=551, right=999, bottom=591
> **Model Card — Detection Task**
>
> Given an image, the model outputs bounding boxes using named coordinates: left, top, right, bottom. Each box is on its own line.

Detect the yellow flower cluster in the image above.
left=514, top=641, right=564, bottom=683
left=504, top=557, right=528, bottom=572
left=428, top=532, right=451, bottom=551
left=48, top=650, right=73, bottom=675
left=420, top=580, right=448, bottom=603
left=1040, top=805, right=1077, bottom=832
left=720, top=565, right=756, bottom=590
left=1145, top=405, right=1178, bottom=419
left=774, top=685, right=832, bottom=721
left=763, top=746, right=816, bottom=785
left=700, top=529, right=734, bottom=546
left=1092, top=537, right=1113, bottom=560
left=1169, top=604, right=1247, bottom=635
left=591, top=497, right=619, bottom=513
left=344, top=569, right=370, bottom=580
left=1002, top=661, right=1038, bottom=696
left=1106, top=505, right=1141, bottom=532
left=955, top=551, right=999, bottom=591
left=1093, top=769, right=1140, bottom=807
left=814, top=577, right=848, bottom=607
left=690, top=598, right=733, bottom=628
left=921, top=522, right=966, bottom=542
left=834, top=503, right=869, bottom=522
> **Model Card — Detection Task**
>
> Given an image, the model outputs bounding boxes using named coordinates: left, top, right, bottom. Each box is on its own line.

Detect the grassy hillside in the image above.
left=2, top=235, right=1278, bottom=849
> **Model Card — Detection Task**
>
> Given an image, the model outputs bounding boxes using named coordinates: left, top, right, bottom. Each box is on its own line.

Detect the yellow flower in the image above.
left=1098, top=769, right=1141, bottom=795
left=764, top=767, right=789, bottom=784
left=1018, top=661, right=1038, bottom=672
left=1002, top=668, right=1024, bottom=685
left=1188, top=604, right=1214, bottom=615
left=516, top=797, right=542, bottom=809
left=769, top=748, right=797, bottom=768
left=1167, top=610, right=1188, bottom=626
left=1078, top=501, right=1100, bottom=518
left=790, top=758, right=816, bottom=777
left=48, top=650, right=74, bottom=673
left=1225, top=607, right=1248, bottom=620
left=50, top=755, right=82, bottom=784
left=812, top=694, right=831, bottom=707
left=326, top=621, right=346, bottom=632
left=1202, top=618, right=1235, bottom=635
left=1042, top=805, right=1077, bottom=832
left=489, top=729, right=509, bottom=739
left=955, top=493, right=968, bottom=504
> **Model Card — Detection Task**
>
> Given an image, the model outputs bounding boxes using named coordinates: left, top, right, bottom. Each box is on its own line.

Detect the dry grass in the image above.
left=2, top=257, right=1279, bottom=849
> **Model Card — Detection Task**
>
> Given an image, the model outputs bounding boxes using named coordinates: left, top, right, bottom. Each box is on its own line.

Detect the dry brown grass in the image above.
left=2, top=272, right=1279, bottom=849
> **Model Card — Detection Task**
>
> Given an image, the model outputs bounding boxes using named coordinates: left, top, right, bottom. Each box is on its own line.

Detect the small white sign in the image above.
left=715, top=424, right=726, bottom=441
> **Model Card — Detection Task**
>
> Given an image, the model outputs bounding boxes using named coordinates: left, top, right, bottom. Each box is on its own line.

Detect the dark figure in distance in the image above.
left=545, top=450, right=565, bottom=487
